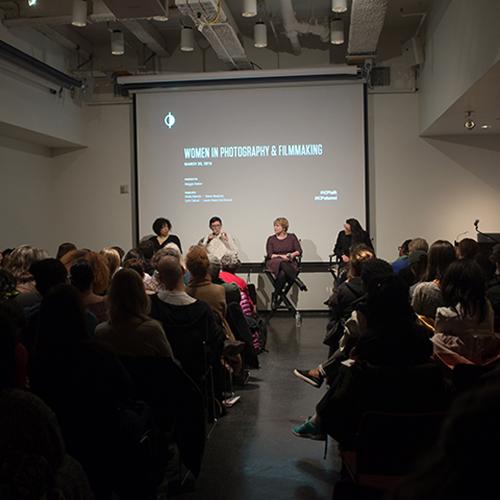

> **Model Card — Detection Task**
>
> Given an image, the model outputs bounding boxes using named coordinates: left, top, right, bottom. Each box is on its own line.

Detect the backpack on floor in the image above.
left=246, top=315, right=267, bottom=354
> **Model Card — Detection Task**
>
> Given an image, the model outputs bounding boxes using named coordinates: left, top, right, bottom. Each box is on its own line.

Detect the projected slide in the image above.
left=136, top=82, right=366, bottom=262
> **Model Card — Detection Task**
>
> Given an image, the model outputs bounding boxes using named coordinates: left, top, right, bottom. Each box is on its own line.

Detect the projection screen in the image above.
left=134, top=79, right=367, bottom=262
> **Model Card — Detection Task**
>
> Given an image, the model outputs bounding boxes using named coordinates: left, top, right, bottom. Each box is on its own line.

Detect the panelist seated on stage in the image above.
left=265, top=217, right=306, bottom=304
left=333, top=218, right=372, bottom=264
left=149, top=217, right=182, bottom=255
left=199, top=216, right=237, bottom=260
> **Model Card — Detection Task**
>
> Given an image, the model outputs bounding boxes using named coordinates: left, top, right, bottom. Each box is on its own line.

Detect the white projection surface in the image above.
left=135, top=81, right=366, bottom=262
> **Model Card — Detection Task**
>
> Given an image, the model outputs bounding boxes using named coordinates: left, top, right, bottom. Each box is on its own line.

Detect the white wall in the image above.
left=0, top=136, right=55, bottom=252
left=50, top=103, right=133, bottom=252
left=369, top=92, right=500, bottom=261
left=419, top=0, right=500, bottom=132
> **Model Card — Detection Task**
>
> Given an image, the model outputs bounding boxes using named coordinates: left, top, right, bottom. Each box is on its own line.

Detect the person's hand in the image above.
left=342, top=254, right=350, bottom=263
left=220, top=232, right=228, bottom=243
left=207, top=233, right=215, bottom=242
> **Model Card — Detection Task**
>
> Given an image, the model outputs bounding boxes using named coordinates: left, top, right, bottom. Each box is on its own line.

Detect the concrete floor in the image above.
left=176, top=314, right=340, bottom=500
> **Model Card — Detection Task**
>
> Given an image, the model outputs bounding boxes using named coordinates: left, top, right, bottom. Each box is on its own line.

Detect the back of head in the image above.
left=29, top=258, right=68, bottom=296
left=409, top=237, right=429, bottom=253
left=491, top=243, right=500, bottom=269
left=123, top=258, right=145, bottom=278
left=5, top=245, right=49, bottom=284
left=37, top=284, right=87, bottom=354
left=56, top=242, right=76, bottom=260
left=441, top=259, right=487, bottom=321
left=152, top=245, right=181, bottom=271
left=457, top=238, right=479, bottom=260
left=426, top=240, right=456, bottom=281
left=0, top=304, right=17, bottom=390
left=100, top=247, right=121, bottom=278
left=349, top=244, right=375, bottom=278
left=208, top=255, right=221, bottom=281
left=69, top=259, right=94, bottom=292
left=186, top=245, right=210, bottom=281
left=158, top=255, right=184, bottom=291
left=221, top=253, right=241, bottom=274
left=400, top=239, right=412, bottom=256
left=0, top=390, right=65, bottom=500
left=0, top=269, right=18, bottom=302
left=108, top=268, right=149, bottom=325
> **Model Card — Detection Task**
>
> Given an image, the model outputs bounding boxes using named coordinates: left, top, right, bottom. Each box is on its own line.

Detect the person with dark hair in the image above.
left=487, top=243, right=500, bottom=331
left=209, top=255, right=241, bottom=306
left=30, top=284, right=137, bottom=499
left=0, top=389, right=95, bottom=500
left=432, top=259, right=499, bottom=367
left=392, top=238, right=413, bottom=273
left=456, top=237, right=480, bottom=260
left=293, top=245, right=376, bottom=389
left=392, top=383, right=500, bottom=500
left=70, top=260, right=108, bottom=323
left=96, top=269, right=172, bottom=358
left=293, top=259, right=442, bottom=442
left=200, top=216, right=238, bottom=259
left=56, top=242, right=77, bottom=260
left=149, top=217, right=182, bottom=254
left=412, top=240, right=456, bottom=321
left=333, top=218, right=373, bottom=264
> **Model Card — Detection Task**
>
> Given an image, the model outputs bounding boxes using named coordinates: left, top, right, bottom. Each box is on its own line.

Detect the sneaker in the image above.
left=293, top=369, right=323, bottom=388
left=292, top=418, right=326, bottom=441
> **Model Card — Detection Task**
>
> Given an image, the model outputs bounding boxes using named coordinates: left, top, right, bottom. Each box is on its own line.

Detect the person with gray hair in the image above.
left=208, top=255, right=241, bottom=305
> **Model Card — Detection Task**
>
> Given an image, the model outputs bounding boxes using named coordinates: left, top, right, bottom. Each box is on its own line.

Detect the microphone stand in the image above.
left=475, top=221, right=500, bottom=244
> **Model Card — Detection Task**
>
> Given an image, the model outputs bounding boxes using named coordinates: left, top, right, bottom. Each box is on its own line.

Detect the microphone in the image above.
left=474, top=219, right=480, bottom=231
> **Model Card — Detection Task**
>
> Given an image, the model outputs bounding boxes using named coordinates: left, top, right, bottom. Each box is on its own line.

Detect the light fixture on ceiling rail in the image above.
left=464, top=110, right=476, bottom=130
left=153, top=0, right=169, bottom=21
left=330, top=18, right=344, bottom=45
left=180, top=26, right=194, bottom=52
left=242, top=0, right=257, bottom=18
left=111, top=30, right=125, bottom=55
left=481, top=124, right=491, bottom=129
left=72, top=0, right=87, bottom=27
left=27, top=0, right=37, bottom=6
left=254, top=22, right=267, bottom=48
left=331, top=0, right=347, bottom=13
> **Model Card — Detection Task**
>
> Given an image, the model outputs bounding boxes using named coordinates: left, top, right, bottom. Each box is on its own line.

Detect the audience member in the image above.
left=456, top=237, right=479, bottom=260
left=209, top=255, right=241, bottom=306
left=70, top=260, right=108, bottom=323
left=432, top=259, right=500, bottom=367
left=56, top=242, right=77, bottom=260
left=293, top=263, right=446, bottom=443
left=219, top=253, right=255, bottom=314
left=199, top=216, right=238, bottom=259
left=487, top=243, right=500, bottom=331
left=412, top=240, right=456, bottom=321
left=99, top=247, right=121, bottom=279
left=96, top=268, right=172, bottom=358
left=5, top=245, right=49, bottom=307
left=149, top=256, right=224, bottom=385
left=61, top=249, right=110, bottom=295
left=391, top=238, right=412, bottom=273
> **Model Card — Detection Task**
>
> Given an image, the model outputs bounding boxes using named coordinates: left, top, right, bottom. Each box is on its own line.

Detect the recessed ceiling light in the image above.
left=481, top=125, right=491, bottom=129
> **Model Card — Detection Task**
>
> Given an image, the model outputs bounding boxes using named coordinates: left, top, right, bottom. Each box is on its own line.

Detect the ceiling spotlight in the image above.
left=331, top=0, right=347, bottom=13
left=153, top=0, right=169, bottom=21
left=242, top=0, right=257, bottom=17
left=27, top=0, right=37, bottom=6
left=181, top=26, right=194, bottom=52
left=72, top=0, right=87, bottom=27
left=464, top=111, right=476, bottom=130
left=330, top=18, right=344, bottom=45
left=111, top=30, right=125, bottom=55
left=481, top=124, right=491, bottom=129
left=254, top=22, right=267, bottom=48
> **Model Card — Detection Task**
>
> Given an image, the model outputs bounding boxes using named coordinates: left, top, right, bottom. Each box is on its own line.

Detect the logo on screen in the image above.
left=164, top=112, right=176, bottom=129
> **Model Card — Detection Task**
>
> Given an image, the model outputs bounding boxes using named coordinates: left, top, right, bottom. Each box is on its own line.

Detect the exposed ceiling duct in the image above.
left=280, top=0, right=330, bottom=56
left=100, top=0, right=169, bottom=19
left=175, top=0, right=252, bottom=70
left=347, top=0, right=388, bottom=60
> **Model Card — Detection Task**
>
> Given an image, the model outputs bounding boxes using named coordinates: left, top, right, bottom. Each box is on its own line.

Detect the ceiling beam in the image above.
left=34, top=25, right=92, bottom=58
left=121, top=19, right=170, bottom=56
